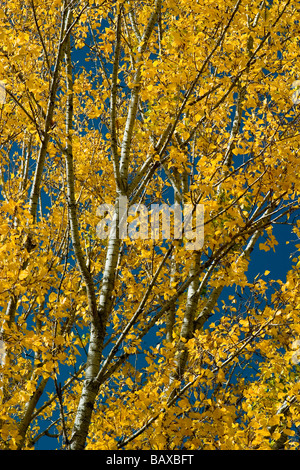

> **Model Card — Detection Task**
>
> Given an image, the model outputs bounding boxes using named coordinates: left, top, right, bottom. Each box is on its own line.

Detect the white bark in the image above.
left=29, top=3, right=71, bottom=222
left=119, top=0, right=162, bottom=193
left=70, top=2, right=162, bottom=450
left=173, top=251, right=202, bottom=381
left=64, top=13, right=107, bottom=448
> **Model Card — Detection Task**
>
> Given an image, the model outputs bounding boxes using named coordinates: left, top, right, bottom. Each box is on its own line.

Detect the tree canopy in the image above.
left=0, top=0, right=300, bottom=450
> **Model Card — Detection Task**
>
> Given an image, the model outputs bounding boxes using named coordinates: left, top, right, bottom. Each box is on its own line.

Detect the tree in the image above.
left=0, top=0, right=300, bottom=450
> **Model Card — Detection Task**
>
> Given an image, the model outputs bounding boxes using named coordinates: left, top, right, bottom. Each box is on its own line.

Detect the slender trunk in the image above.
left=17, top=378, right=49, bottom=449
left=168, top=251, right=201, bottom=398
left=70, top=2, right=162, bottom=449
left=28, top=3, right=71, bottom=222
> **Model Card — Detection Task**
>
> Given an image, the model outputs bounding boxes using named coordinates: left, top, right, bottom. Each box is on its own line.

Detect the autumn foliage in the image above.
left=1, top=0, right=300, bottom=450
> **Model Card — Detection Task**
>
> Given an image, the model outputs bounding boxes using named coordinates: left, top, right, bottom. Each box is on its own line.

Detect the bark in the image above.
left=70, top=1, right=162, bottom=449
left=166, top=255, right=177, bottom=344
left=119, top=0, right=162, bottom=194
left=110, top=11, right=122, bottom=190
left=29, top=2, right=71, bottom=222
left=63, top=13, right=107, bottom=449
left=17, top=378, right=49, bottom=450
left=174, top=251, right=202, bottom=379
left=64, top=28, right=98, bottom=328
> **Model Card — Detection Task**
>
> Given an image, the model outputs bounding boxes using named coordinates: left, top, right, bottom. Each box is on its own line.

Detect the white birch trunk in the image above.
left=70, top=2, right=162, bottom=449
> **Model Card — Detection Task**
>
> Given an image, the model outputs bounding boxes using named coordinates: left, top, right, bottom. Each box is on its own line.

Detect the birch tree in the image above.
left=1, top=0, right=300, bottom=450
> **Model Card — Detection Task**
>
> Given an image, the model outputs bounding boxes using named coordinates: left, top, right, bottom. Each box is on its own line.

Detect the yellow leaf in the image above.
left=48, top=292, right=57, bottom=303
left=125, top=377, right=133, bottom=387
left=268, top=415, right=280, bottom=427
left=259, top=243, right=270, bottom=252
left=19, top=270, right=28, bottom=280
